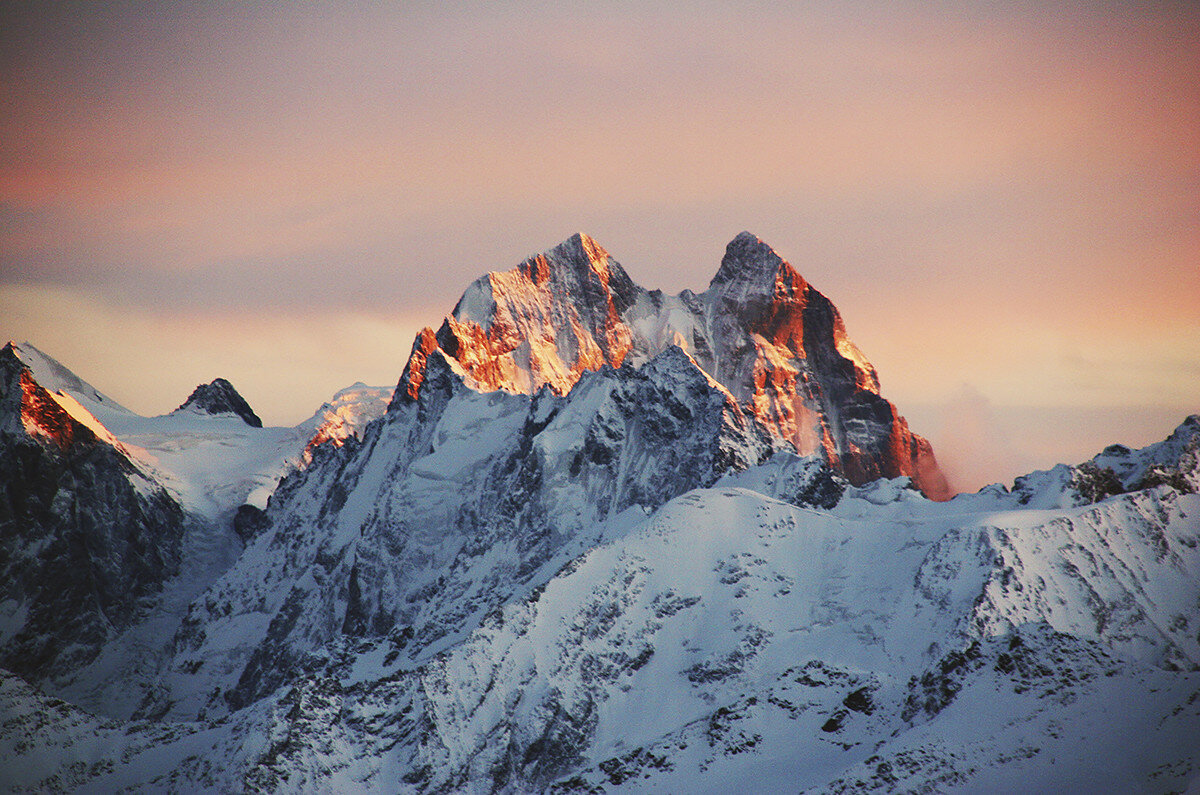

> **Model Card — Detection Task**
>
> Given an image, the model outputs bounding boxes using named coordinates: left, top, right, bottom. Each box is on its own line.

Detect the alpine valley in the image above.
left=1, top=233, right=1197, bottom=793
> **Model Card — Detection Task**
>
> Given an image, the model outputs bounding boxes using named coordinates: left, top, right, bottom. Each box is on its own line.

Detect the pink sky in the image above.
left=2, top=3, right=1197, bottom=492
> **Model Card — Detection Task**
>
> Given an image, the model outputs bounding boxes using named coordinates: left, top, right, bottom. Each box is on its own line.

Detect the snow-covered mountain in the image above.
left=0, top=342, right=186, bottom=686
left=299, top=382, right=395, bottom=466
left=401, top=232, right=949, bottom=500
left=0, top=342, right=391, bottom=713
left=0, top=234, right=1197, bottom=793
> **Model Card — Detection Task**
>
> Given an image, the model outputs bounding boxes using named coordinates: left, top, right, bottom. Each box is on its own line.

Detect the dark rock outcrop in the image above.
left=175, top=378, right=262, bottom=427
left=0, top=344, right=186, bottom=683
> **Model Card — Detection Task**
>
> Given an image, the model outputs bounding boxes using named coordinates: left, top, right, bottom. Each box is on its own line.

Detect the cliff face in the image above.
left=0, top=344, right=186, bottom=683
left=398, top=232, right=950, bottom=499
left=397, top=233, right=639, bottom=401
left=688, top=232, right=948, bottom=499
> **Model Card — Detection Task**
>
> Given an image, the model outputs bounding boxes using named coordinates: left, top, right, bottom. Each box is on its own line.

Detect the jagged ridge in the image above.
left=398, top=232, right=949, bottom=499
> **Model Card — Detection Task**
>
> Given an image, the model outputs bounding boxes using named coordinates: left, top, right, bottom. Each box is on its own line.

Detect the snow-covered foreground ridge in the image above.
left=4, top=415, right=1199, bottom=793
left=0, top=234, right=1197, bottom=792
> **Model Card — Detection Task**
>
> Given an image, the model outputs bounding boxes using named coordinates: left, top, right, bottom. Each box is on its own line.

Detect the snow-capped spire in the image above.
left=548, top=232, right=611, bottom=274
left=450, top=233, right=636, bottom=326
left=406, top=234, right=644, bottom=398
left=499, top=232, right=635, bottom=311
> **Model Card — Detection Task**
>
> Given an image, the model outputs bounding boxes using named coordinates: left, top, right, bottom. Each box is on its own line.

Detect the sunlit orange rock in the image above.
left=396, top=232, right=951, bottom=500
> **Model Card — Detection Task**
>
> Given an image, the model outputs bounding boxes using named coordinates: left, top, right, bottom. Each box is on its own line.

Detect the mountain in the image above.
left=0, top=343, right=186, bottom=684
left=0, top=234, right=1197, bottom=792
left=174, top=378, right=263, bottom=427
left=0, top=341, right=392, bottom=715
left=298, top=382, right=395, bottom=465
left=5, top=341, right=134, bottom=416
left=3, top=409, right=1197, bottom=792
left=145, top=231, right=932, bottom=719
left=401, top=232, right=949, bottom=500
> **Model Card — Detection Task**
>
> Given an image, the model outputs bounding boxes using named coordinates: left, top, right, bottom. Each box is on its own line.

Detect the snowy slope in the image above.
left=8, top=342, right=134, bottom=416
left=0, top=342, right=392, bottom=716
left=1, top=417, right=1197, bottom=792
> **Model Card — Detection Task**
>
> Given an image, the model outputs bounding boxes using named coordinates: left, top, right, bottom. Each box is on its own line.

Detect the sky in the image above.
left=2, top=2, right=1197, bottom=492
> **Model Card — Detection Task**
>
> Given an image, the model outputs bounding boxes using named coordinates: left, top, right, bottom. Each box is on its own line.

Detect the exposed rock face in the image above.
left=175, top=378, right=262, bottom=427
left=157, top=344, right=822, bottom=718
left=399, top=232, right=949, bottom=499
left=397, top=233, right=640, bottom=401
left=686, top=233, right=947, bottom=499
left=0, top=344, right=186, bottom=683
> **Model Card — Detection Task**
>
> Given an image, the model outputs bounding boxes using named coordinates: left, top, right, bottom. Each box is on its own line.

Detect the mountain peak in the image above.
left=396, top=233, right=948, bottom=499
left=709, top=231, right=803, bottom=292
left=3, top=341, right=133, bottom=415
left=1, top=341, right=127, bottom=452
left=411, top=235, right=642, bottom=397
left=174, top=378, right=262, bottom=427
left=511, top=232, right=628, bottom=296
left=555, top=231, right=608, bottom=263
left=450, top=233, right=633, bottom=327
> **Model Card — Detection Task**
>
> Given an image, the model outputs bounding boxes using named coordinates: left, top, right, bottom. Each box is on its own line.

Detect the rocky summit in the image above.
left=0, top=236, right=1197, bottom=793
left=401, top=232, right=949, bottom=499
left=175, top=377, right=263, bottom=427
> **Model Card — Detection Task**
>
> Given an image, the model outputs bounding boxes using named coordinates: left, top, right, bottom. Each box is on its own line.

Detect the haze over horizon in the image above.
left=2, top=3, right=1197, bottom=492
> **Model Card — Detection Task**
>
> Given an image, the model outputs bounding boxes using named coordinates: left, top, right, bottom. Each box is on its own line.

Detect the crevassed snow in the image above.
left=100, top=411, right=311, bottom=521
